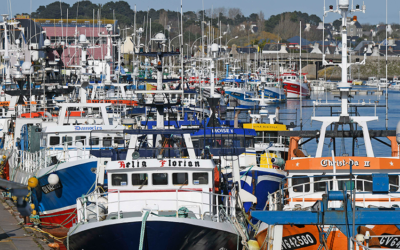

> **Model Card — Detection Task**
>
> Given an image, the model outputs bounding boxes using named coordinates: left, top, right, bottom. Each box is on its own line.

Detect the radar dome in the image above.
left=153, top=33, right=166, bottom=43
left=211, top=43, right=219, bottom=53
left=21, top=62, right=33, bottom=75
left=79, top=34, right=87, bottom=43
left=44, top=39, right=51, bottom=46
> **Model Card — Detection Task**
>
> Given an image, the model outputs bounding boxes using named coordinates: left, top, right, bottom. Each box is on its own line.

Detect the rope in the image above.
left=240, top=165, right=255, bottom=179
left=28, top=227, right=67, bottom=242
left=139, top=211, right=150, bottom=250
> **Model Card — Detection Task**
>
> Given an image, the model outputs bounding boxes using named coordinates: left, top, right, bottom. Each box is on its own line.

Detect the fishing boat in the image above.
left=352, top=79, right=363, bottom=85
left=365, top=76, right=379, bottom=87
left=281, top=73, right=310, bottom=99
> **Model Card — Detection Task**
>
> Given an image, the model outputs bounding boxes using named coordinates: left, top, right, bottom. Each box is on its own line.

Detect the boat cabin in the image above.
left=106, top=158, right=216, bottom=218
left=283, top=157, right=400, bottom=209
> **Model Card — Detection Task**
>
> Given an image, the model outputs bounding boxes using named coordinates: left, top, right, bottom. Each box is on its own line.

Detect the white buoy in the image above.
left=48, top=173, right=59, bottom=185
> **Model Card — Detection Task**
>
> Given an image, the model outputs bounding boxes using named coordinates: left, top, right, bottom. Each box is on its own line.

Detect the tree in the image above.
left=257, top=11, right=265, bottom=33
left=228, top=8, right=242, bottom=20
left=249, top=13, right=258, bottom=23
left=265, top=11, right=322, bottom=33
left=159, top=10, right=168, bottom=28
left=333, top=19, right=341, bottom=31
left=273, top=13, right=300, bottom=40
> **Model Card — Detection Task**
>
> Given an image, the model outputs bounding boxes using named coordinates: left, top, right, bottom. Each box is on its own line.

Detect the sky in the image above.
left=6, top=0, right=400, bottom=25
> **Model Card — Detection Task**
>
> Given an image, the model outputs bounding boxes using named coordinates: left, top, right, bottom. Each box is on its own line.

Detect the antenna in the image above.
left=386, top=0, right=388, bottom=129
left=300, top=21, right=303, bottom=130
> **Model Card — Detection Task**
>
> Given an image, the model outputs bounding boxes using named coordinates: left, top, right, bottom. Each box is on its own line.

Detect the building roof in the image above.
left=60, top=44, right=111, bottom=67
left=287, top=36, right=311, bottom=45
left=354, top=21, right=362, bottom=29
left=42, top=27, right=109, bottom=38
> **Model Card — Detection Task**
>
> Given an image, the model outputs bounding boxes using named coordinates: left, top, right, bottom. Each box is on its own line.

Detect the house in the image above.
left=34, top=18, right=118, bottom=67
left=353, top=40, right=374, bottom=55
left=250, top=24, right=258, bottom=34
left=343, top=17, right=363, bottom=37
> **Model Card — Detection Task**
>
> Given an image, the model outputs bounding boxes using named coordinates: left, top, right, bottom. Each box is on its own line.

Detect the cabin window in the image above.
left=192, top=140, right=200, bottom=149
left=389, top=175, right=399, bottom=192
left=255, top=132, right=263, bottom=143
left=245, top=138, right=254, bottom=148
left=200, top=139, right=215, bottom=148
left=152, top=173, right=168, bottom=185
left=114, top=137, right=124, bottom=145
left=111, top=174, right=127, bottom=186
left=103, top=137, right=112, bottom=147
left=62, top=136, right=73, bottom=146
left=224, top=138, right=243, bottom=148
left=291, top=85, right=298, bottom=89
left=314, top=176, right=332, bottom=192
left=264, top=132, right=279, bottom=143
left=89, top=137, right=99, bottom=146
left=292, top=175, right=310, bottom=192
left=173, top=173, right=188, bottom=185
left=336, top=175, right=355, bottom=191
left=356, top=175, right=372, bottom=191
left=76, top=136, right=86, bottom=146
left=49, top=136, right=60, bottom=146
left=193, top=173, right=208, bottom=185
left=132, top=174, right=148, bottom=186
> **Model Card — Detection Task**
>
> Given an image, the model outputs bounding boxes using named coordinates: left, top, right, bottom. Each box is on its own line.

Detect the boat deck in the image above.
left=0, top=195, right=49, bottom=250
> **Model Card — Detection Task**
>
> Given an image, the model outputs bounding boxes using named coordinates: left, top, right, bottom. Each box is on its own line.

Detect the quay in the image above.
left=0, top=194, right=50, bottom=250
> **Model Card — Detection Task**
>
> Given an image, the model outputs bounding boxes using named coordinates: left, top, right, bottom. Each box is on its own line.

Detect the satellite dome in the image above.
left=211, top=43, right=219, bottom=53
left=44, top=39, right=51, bottom=46
left=21, top=62, right=33, bottom=75
left=153, top=33, right=166, bottom=44
left=79, top=34, right=87, bottom=43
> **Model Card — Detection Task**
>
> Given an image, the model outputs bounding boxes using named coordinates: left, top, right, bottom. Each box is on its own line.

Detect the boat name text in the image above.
left=281, top=232, right=316, bottom=250
left=118, top=160, right=200, bottom=168
left=74, top=126, right=103, bottom=131
left=320, top=159, right=370, bottom=168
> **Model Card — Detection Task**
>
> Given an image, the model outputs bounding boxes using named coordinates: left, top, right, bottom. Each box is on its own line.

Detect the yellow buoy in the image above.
left=248, top=240, right=260, bottom=250
left=2, top=155, right=6, bottom=159
left=28, top=177, right=39, bottom=188
left=32, top=210, right=37, bottom=215
left=30, top=203, right=35, bottom=209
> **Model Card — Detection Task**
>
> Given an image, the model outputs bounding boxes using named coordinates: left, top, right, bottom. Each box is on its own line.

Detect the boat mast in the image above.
left=314, top=0, right=370, bottom=158
left=1, top=14, right=11, bottom=84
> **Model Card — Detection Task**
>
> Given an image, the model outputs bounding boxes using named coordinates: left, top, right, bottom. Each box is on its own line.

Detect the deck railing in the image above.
left=268, top=175, right=400, bottom=211
left=76, top=188, right=236, bottom=224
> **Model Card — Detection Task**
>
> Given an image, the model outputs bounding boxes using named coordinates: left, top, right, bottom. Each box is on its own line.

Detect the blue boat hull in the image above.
left=32, top=159, right=98, bottom=227
left=67, top=218, right=241, bottom=250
